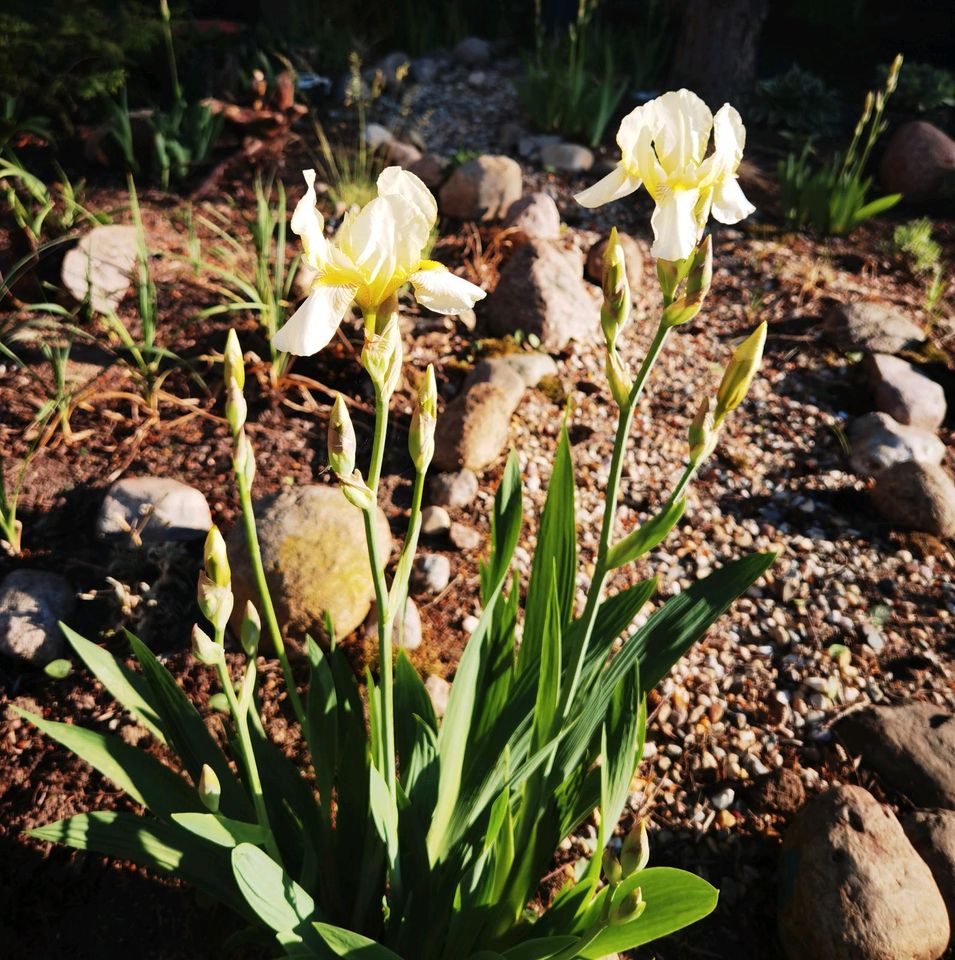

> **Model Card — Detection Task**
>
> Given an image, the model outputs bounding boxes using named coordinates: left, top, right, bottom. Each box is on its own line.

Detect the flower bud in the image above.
left=226, top=380, right=247, bottom=434
left=198, top=763, right=221, bottom=813
left=362, top=309, right=402, bottom=400
left=191, top=624, right=223, bottom=665
left=240, top=601, right=261, bottom=658
left=609, top=886, right=645, bottom=926
left=203, top=527, right=231, bottom=587
left=409, top=364, right=437, bottom=472
left=688, top=397, right=718, bottom=463
left=661, top=236, right=712, bottom=327
left=341, top=470, right=375, bottom=512
left=620, top=820, right=650, bottom=876
left=605, top=347, right=632, bottom=409
left=233, top=432, right=256, bottom=487
left=600, top=227, right=632, bottom=346
left=223, top=330, right=245, bottom=390
left=327, top=394, right=356, bottom=479
left=715, top=321, right=767, bottom=424
left=602, top=848, right=623, bottom=886
left=886, top=53, right=903, bottom=94
left=197, top=573, right=234, bottom=634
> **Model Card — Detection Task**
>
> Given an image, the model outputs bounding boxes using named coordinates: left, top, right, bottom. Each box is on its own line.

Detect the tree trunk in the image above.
left=669, top=0, right=769, bottom=107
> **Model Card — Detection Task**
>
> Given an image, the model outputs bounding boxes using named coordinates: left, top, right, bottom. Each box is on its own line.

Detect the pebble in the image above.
left=421, top=505, right=451, bottom=537
left=412, top=554, right=451, bottom=594
left=711, top=787, right=735, bottom=811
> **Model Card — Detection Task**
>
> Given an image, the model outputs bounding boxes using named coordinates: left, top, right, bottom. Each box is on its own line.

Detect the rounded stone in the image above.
left=871, top=461, right=955, bottom=538
left=0, top=570, right=75, bottom=665
left=227, top=485, right=392, bottom=650
left=439, top=155, right=523, bottom=221
left=98, top=476, right=212, bottom=543
left=585, top=232, right=645, bottom=288
left=365, top=597, right=422, bottom=651
left=430, top=470, right=479, bottom=509
left=880, top=121, right=955, bottom=203
left=420, top=505, right=451, bottom=537
left=411, top=554, right=451, bottom=594
left=503, top=192, right=562, bottom=242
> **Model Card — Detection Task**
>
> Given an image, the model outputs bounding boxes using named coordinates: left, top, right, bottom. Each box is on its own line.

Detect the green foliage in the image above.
left=894, top=218, right=941, bottom=274
left=778, top=58, right=903, bottom=236
left=0, top=2, right=161, bottom=133
left=519, top=0, right=673, bottom=148
left=878, top=61, right=955, bottom=115
left=751, top=65, right=841, bottom=142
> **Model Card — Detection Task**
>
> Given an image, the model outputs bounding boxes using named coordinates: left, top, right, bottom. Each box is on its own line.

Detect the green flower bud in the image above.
left=886, top=53, right=903, bottom=95
left=620, top=820, right=650, bottom=876
left=240, top=601, right=261, bottom=658
left=327, top=394, right=357, bottom=479
left=409, top=364, right=437, bottom=471
left=198, top=763, right=221, bottom=813
left=602, top=848, right=623, bottom=886
left=688, top=397, right=718, bottom=464
left=191, top=624, right=223, bottom=665
left=661, top=235, right=712, bottom=327
left=341, top=471, right=375, bottom=512
left=600, top=227, right=632, bottom=346
left=203, top=527, right=231, bottom=588
left=714, top=321, right=767, bottom=424
left=605, top=347, right=632, bottom=409
left=226, top=380, right=247, bottom=434
left=223, top=329, right=245, bottom=390
left=362, top=311, right=403, bottom=401
left=197, top=573, right=234, bottom=634
left=609, top=886, right=645, bottom=925
left=233, top=432, right=256, bottom=487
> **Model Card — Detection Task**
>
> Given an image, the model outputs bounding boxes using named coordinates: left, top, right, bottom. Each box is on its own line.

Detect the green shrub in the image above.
left=878, top=60, right=955, bottom=115
left=751, top=65, right=841, bottom=142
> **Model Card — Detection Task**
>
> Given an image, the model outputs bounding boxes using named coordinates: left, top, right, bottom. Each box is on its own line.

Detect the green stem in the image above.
left=213, top=629, right=280, bottom=863
left=563, top=320, right=671, bottom=713
left=362, top=382, right=396, bottom=798
left=235, top=462, right=308, bottom=733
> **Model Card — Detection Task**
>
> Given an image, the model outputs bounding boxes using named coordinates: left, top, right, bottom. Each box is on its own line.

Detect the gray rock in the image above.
left=484, top=240, right=599, bottom=351
left=409, top=57, right=439, bottom=84
left=586, top=232, right=645, bottom=287
left=540, top=142, right=594, bottom=172
left=420, top=505, right=451, bottom=537
left=518, top=134, right=562, bottom=159
left=449, top=522, right=482, bottom=551
left=432, top=382, right=520, bottom=472
left=439, top=155, right=523, bottom=221
left=412, top=554, right=451, bottom=594
left=711, top=787, right=735, bottom=811
left=384, top=139, right=423, bottom=168
left=430, top=470, right=479, bottom=509
left=62, top=225, right=139, bottom=314
left=778, top=785, right=949, bottom=960
left=880, top=121, right=955, bottom=203
left=0, top=570, right=74, bottom=665
left=227, top=485, right=392, bottom=649
left=902, top=810, right=955, bottom=933
left=849, top=412, right=945, bottom=476
left=453, top=36, right=490, bottom=68
left=363, top=123, right=394, bottom=151
left=824, top=301, right=926, bottom=354
left=408, top=153, right=449, bottom=191
left=836, top=703, right=955, bottom=809
left=462, top=358, right=527, bottom=405
left=365, top=597, right=422, bottom=651
left=425, top=674, right=450, bottom=717
left=864, top=353, right=946, bottom=430
left=497, top=352, right=559, bottom=387
left=871, top=461, right=955, bottom=537
left=503, top=192, right=562, bottom=242
left=98, top=477, right=212, bottom=543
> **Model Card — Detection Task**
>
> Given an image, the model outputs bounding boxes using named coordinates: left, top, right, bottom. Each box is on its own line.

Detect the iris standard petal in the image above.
left=649, top=187, right=702, bottom=261
left=377, top=166, right=438, bottom=229
left=410, top=264, right=487, bottom=315
left=272, top=283, right=355, bottom=356
left=290, top=170, right=330, bottom=269
left=575, top=163, right=641, bottom=208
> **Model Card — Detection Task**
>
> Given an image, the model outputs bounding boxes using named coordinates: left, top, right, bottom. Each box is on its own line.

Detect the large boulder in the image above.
left=503, top=193, right=562, bottom=242
left=0, top=570, right=74, bottom=665
left=848, top=412, right=945, bottom=476
left=880, top=121, right=955, bottom=203
left=864, top=353, right=946, bottom=430
left=484, top=240, right=599, bottom=351
left=823, top=301, right=926, bottom=355
left=836, top=703, right=955, bottom=809
left=432, top=382, right=521, bottom=472
left=439, top=155, right=522, bottom=221
left=903, top=810, right=955, bottom=935
left=778, top=785, right=949, bottom=960
left=871, top=461, right=955, bottom=538
left=62, top=224, right=139, bottom=314
left=97, top=476, right=212, bottom=542
left=227, top=485, right=392, bottom=649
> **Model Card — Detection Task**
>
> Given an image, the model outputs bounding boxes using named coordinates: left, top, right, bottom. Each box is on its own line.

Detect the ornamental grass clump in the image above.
left=23, top=92, right=772, bottom=959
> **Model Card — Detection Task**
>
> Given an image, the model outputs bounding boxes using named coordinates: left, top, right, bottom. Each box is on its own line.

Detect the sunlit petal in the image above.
left=290, top=170, right=330, bottom=269
left=377, top=166, right=438, bottom=229
left=410, top=264, right=486, bottom=315
left=650, top=188, right=702, bottom=261
left=711, top=176, right=755, bottom=224
left=575, top=163, right=641, bottom=208
left=273, top=283, right=355, bottom=356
